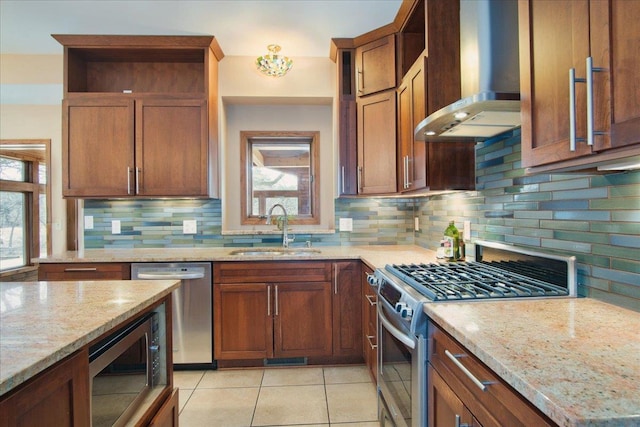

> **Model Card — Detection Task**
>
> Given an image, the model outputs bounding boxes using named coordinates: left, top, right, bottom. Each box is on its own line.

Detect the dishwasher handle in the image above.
left=136, top=272, right=205, bottom=280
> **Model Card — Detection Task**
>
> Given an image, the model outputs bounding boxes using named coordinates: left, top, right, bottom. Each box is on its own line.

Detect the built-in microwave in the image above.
left=88, top=307, right=168, bottom=427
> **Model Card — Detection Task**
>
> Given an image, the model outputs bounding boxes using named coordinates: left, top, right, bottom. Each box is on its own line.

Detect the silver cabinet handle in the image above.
left=274, top=285, right=279, bottom=315
left=356, top=67, right=363, bottom=94
left=365, top=294, right=377, bottom=306
left=135, top=167, right=141, bottom=194
left=341, top=166, right=345, bottom=194
left=357, top=165, right=363, bottom=193
left=445, top=349, right=492, bottom=391
left=366, top=335, right=377, bottom=350
left=267, top=285, right=271, bottom=316
left=586, top=56, right=606, bottom=147
left=404, top=156, right=412, bottom=189
left=334, top=264, right=338, bottom=294
left=455, top=414, right=471, bottom=427
left=64, top=267, right=97, bottom=272
left=127, top=167, right=132, bottom=194
left=569, top=68, right=586, bottom=152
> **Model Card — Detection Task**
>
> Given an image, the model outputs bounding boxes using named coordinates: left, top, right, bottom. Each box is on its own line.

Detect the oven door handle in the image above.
left=379, top=307, right=416, bottom=349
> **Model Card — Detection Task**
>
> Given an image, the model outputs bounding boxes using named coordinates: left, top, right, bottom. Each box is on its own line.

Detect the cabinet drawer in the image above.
left=38, top=263, right=131, bottom=281
left=429, top=321, right=554, bottom=427
left=215, top=261, right=331, bottom=283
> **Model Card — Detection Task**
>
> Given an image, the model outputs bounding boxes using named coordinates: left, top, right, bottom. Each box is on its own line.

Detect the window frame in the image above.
left=0, top=139, right=51, bottom=274
left=240, top=131, right=320, bottom=226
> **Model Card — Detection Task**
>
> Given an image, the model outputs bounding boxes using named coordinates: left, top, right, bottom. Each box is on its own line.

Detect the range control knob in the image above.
left=366, top=274, right=379, bottom=287
left=401, top=306, right=414, bottom=319
left=394, top=302, right=413, bottom=319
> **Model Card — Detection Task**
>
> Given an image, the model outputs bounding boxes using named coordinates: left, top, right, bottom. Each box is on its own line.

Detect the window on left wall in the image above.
left=0, top=140, right=50, bottom=272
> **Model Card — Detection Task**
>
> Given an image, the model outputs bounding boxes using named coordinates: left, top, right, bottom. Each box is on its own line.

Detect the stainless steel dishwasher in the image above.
left=131, top=262, right=214, bottom=369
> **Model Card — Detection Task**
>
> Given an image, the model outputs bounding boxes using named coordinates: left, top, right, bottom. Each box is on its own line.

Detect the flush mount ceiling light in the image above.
left=256, top=44, right=293, bottom=77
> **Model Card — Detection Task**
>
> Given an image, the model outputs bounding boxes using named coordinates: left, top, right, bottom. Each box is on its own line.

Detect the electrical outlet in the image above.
left=464, top=220, right=471, bottom=241
left=183, top=219, right=197, bottom=234
left=414, top=217, right=420, bottom=231
left=84, top=216, right=94, bottom=230
left=111, top=220, right=121, bottom=234
left=339, top=218, right=353, bottom=232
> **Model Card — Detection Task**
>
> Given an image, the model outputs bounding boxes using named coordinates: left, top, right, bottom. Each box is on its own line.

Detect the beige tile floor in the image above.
left=175, top=365, right=380, bottom=427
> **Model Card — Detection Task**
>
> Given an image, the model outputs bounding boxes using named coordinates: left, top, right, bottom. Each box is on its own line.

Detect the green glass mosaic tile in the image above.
left=590, top=197, right=640, bottom=210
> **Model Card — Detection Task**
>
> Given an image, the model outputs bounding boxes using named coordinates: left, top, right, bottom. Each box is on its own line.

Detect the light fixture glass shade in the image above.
left=256, top=44, right=293, bottom=77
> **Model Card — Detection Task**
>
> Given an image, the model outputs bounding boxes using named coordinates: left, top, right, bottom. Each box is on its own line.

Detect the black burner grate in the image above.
left=385, top=262, right=569, bottom=301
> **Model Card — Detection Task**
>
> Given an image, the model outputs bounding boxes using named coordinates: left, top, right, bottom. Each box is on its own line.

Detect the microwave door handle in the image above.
left=136, top=272, right=204, bottom=280
left=378, top=306, right=416, bottom=349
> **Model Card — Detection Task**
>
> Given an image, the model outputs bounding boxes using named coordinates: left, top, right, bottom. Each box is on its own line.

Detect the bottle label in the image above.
left=443, top=236, right=454, bottom=258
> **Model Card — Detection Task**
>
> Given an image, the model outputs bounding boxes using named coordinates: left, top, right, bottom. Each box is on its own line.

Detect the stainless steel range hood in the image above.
left=415, top=0, right=521, bottom=141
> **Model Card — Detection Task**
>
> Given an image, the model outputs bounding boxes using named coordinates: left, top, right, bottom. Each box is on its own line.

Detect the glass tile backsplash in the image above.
left=84, top=130, right=639, bottom=310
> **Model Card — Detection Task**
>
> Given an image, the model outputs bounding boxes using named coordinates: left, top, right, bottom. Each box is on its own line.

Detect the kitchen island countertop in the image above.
left=424, top=298, right=640, bottom=427
left=0, top=280, right=180, bottom=395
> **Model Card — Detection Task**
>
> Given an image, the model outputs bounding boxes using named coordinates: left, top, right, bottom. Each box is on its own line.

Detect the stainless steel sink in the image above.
left=229, top=248, right=321, bottom=256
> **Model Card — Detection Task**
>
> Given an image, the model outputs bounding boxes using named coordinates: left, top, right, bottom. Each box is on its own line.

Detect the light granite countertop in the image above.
left=30, top=245, right=640, bottom=425
left=424, top=298, right=640, bottom=427
left=34, top=244, right=440, bottom=269
left=0, top=280, right=180, bottom=396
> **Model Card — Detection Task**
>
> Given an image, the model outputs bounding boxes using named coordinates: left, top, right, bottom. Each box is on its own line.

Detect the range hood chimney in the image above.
left=415, top=0, right=520, bottom=141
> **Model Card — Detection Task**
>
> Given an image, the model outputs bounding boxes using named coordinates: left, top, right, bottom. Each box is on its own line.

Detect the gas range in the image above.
left=372, top=241, right=576, bottom=427
left=371, top=240, right=577, bottom=308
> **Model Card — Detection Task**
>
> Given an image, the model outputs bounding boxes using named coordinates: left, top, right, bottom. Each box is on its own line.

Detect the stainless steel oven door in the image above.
left=377, top=301, right=426, bottom=427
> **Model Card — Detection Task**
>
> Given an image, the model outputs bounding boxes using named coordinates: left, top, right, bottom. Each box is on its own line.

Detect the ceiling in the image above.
left=0, top=0, right=403, bottom=58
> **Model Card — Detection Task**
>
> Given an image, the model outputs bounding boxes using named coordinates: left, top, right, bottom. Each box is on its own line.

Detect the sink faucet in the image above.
left=266, top=203, right=295, bottom=248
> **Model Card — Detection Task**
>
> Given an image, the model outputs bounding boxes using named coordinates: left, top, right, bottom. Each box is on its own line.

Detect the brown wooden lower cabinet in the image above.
left=0, top=349, right=90, bottom=427
left=332, top=261, right=362, bottom=358
left=0, top=297, right=178, bottom=427
left=38, top=262, right=131, bottom=280
left=148, top=388, right=180, bottom=427
left=215, top=281, right=332, bottom=359
left=428, top=320, right=556, bottom=427
left=214, top=261, right=363, bottom=363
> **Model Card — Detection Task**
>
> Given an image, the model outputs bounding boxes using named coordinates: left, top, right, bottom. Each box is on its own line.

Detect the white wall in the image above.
left=218, top=55, right=338, bottom=232
left=223, top=103, right=334, bottom=232
left=0, top=54, right=67, bottom=254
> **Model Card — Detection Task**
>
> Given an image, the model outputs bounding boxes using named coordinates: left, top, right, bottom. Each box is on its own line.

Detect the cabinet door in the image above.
left=519, top=0, right=592, bottom=168
left=520, top=0, right=640, bottom=170
left=136, top=98, right=208, bottom=197
left=63, top=98, right=135, bottom=197
left=356, top=34, right=396, bottom=97
left=0, top=349, right=90, bottom=427
left=590, top=0, right=640, bottom=152
left=397, top=56, right=427, bottom=192
left=274, top=282, right=332, bottom=358
left=357, top=90, right=397, bottom=194
left=332, top=261, right=363, bottom=358
left=338, top=99, right=358, bottom=196
left=148, top=388, right=179, bottom=427
left=214, top=283, right=273, bottom=360
left=428, top=365, right=477, bottom=427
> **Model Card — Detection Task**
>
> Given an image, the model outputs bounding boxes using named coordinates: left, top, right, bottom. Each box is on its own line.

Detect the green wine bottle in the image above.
left=443, top=221, right=460, bottom=261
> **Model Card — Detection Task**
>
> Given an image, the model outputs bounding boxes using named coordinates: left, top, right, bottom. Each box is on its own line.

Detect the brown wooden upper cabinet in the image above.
left=53, top=35, right=223, bottom=198
left=519, top=0, right=640, bottom=173
left=355, top=35, right=397, bottom=97
left=357, top=89, right=398, bottom=194
left=397, top=55, right=427, bottom=192
left=355, top=35, right=398, bottom=195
